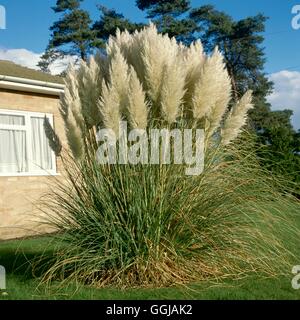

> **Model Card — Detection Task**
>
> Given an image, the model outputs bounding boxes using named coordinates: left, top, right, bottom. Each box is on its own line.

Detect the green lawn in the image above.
left=0, top=236, right=299, bottom=300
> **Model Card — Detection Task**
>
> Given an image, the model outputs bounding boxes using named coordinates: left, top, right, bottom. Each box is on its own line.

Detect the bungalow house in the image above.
left=0, top=60, right=65, bottom=240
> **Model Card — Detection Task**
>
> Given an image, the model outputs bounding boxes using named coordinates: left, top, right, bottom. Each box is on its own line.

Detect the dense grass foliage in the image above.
left=39, top=25, right=300, bottom=288
left=0, top=233, right=299, bottom=299
left=38, top=137, right=300, bottom=288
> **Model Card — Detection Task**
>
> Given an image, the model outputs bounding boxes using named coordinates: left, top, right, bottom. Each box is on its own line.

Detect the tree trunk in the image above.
left=227, top=66, right=239, bottom=102
left=80, top=50, right=87, bottom=61
left=223, top=41, right=239, bottom=102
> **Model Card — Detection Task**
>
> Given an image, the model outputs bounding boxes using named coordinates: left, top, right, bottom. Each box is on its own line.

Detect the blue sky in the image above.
left=0, top=0, right=300, bottom=127
left=0, top=0, right=299, bottom=73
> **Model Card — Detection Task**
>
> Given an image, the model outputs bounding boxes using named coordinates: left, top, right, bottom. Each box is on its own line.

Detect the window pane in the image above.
left=0, top=129, right=27, bottom=173
left=30, top=117, right=53, bottom=171
left=0, top=114, right=25, bottom=125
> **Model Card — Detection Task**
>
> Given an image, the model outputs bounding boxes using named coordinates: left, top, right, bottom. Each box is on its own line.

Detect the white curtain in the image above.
left=0, top=114, right=27, bottom=173
left=30, top=117, right=53, bottom=171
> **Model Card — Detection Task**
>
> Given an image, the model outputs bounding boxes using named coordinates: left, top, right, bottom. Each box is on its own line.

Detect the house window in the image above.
left=0, top=109, right=57, bottom=176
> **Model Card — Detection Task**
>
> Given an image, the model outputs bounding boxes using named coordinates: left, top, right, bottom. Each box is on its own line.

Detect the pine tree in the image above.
left=38, top=0, right=96, bottom=71
left=93, top=5, right=144, bottom=47
left=52, top=0, right=81, bottom=12
left=136, top=0, right=197, bottom=43
left=190, top=6, right=271, bottom=101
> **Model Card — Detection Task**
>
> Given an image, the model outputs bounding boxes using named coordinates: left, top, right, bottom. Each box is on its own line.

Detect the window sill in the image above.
left=0, top=172, right=60, bottom=177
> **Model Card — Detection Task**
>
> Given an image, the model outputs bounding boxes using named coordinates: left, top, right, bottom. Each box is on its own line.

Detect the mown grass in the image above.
left=0, top=236, right=299, bottom=300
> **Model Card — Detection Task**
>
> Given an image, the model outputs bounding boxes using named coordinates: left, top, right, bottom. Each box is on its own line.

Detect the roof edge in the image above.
left=0, top=74, right=65, bottom=96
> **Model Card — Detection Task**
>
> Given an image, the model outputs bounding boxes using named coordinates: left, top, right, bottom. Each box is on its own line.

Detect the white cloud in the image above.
left=50, top=56, right=77, bottom=75
left=268, top=70, right=300, bottom=130
left=0, top=48, right=41, bottom=69
left=0, top=48, right=76, bottom=75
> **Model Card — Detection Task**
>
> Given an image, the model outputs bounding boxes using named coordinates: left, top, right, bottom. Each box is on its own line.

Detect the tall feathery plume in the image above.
left=64, top=64, right=78, bottom=98
left=98, top=79, right=122, bottom=137
left=206, top=64, right=232, bottom=138
left=108, top=29, right=133, bottom=63
left=221, top=90, right=254, bottom=145
left=124, top=29, right=147, bottom=86
left=60, top=64, right=76, bottom=122
left=160, top=52, right=186, bottom=124
left=141, top=24, right=175, bottom=106
left=77, top=56, right=102, bottom=128
left=62, top=64, right=85, bottom=130
left=107, top=28, right=144, bottom=84
left=182, top=40, right=205, bottom=109
left=60, top=64, right=85, bottom=159
left=107, top=47, right=130, bottom=112
left=192, top=48, right=228, bottom=121
left=127, top=66, right=148, bottom=129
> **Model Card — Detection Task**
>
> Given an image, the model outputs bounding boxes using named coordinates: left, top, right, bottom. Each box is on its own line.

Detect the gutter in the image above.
left=0, top=74, right=65, bottom=96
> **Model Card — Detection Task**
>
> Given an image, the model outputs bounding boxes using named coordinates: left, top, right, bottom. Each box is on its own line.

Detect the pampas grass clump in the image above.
left=40, top=24, right=300, bottom=288
left=57, top=23, right=252, bottom=156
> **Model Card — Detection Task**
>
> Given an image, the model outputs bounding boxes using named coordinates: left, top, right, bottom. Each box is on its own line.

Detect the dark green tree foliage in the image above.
left=190, top=5, right=271, bottom=101
left=262, top=110, right=295, bottom=151
left=256, top=110, right=300, bottom=191
left=137, top=0, right=190, bottom=17
left=52, top=0, right=81, bottom=12
left=38, top=0, right=96, bottom=71
left=49, top=3, right=96, bottom=60
left=136, top=0, right=197, bottom=43
left=93, top=5, right=144, bottom=48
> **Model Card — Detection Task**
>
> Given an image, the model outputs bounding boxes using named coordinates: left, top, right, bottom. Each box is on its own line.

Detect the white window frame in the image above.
left=0, top=108, right=57, bottom=177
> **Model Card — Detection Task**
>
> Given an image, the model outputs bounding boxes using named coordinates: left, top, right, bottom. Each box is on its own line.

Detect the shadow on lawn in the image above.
left=0, top=245, right=55, bottom=281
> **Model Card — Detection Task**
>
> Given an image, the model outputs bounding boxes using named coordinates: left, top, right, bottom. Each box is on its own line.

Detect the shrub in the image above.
left=40, top=24, right=299, bottom=288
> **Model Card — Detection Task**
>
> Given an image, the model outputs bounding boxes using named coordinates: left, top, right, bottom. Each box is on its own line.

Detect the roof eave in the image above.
left=0, top=74, right=65, bottom=96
